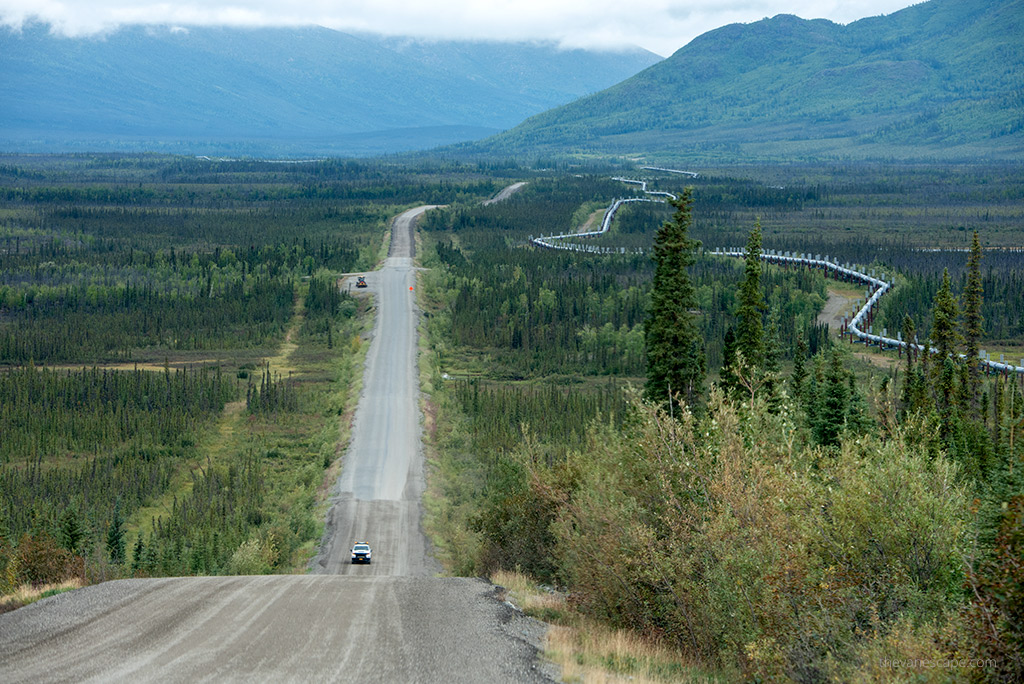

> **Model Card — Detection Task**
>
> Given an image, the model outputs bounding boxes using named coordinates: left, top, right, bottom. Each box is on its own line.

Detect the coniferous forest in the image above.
left=2, top=155, right=1023, bottom=681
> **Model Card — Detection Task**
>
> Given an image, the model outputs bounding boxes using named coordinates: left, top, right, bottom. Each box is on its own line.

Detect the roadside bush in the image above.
left=15, top=531, right=85, bottom=587
left=846, top=616, right=963, bottom=683
left=0, top=541, right=19, bottom=596
left=473, top=444, right=566, bottom=582
left=550, top=390, right=970, bottom=682
left=819, top=430, right=967, bottom=621
left=227, top=537, right=276, bottom=575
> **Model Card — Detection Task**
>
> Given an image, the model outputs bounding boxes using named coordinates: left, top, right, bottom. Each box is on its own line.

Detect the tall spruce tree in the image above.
left=644, top=188, right=705, bottom=415
left=106, top=503, right=126, bottom=565
left=930, top=269, right=963, bottom=450
left=736, top=222, right=765, bottom=368
left=931, top=269, right=961, bottom=371
left=962, top=231, right=984, bottom=411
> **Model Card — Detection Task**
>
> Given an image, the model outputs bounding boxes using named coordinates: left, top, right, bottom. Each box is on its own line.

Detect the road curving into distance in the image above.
left=0, top=205, right=553, bottom=684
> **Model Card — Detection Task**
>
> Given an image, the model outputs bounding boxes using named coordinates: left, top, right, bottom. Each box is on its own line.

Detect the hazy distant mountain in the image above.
left=472, top=0, right=1024, bottom=162
left=0, top=24, right=660, bottom=156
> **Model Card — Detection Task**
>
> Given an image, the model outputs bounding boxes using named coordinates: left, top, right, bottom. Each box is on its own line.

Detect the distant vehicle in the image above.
left=351, top=542, right=372, bottom=564
left=355, top=276, right=367, bottom=288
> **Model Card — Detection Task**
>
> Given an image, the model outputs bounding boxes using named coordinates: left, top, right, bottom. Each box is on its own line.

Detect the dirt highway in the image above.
left=817, top=287, right=857, bottom=332
left=0, top=206, right=552, bottom=683
left=314, top=205, right=439, bottom=577
left=483, top=181, right=526, bottom=205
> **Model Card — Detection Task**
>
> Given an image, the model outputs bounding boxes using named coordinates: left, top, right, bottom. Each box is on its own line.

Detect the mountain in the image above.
left=472, top=0, right=1024, bottom=162
left=0, top=24, right=660, bottom=156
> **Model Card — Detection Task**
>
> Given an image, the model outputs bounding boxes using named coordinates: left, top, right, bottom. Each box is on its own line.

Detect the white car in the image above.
left=351, top=542, right=372, bottom=564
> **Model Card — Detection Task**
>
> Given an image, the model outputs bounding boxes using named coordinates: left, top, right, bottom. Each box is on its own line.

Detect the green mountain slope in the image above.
left=476, top=0, right=1024, bottom=161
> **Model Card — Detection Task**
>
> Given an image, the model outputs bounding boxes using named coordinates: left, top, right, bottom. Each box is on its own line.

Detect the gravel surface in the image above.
left=483, top=182, right=527, bottom=205
left=0, top=577, right=551, bottom=683
left=818, top=288, right=857, bottom=331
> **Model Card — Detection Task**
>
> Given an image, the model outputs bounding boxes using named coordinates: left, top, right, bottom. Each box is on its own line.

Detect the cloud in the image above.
left=0, top=0, right=919, bottom=56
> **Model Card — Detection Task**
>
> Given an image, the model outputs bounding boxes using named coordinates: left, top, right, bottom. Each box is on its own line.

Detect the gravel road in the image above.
left=817, top=287, right=857, bottom=331
left=0, top=576, right=547, bottom=683
left=313, top=205, right=440, bottom=577
left=0, top=206, right=553, bottom=684
left=484, top=182, right=527, bottom=205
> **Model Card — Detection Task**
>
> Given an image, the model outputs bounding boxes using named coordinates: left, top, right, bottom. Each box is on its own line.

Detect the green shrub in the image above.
left=227, top=537, right=274, bottom=575
left=957, top=496, right=1024, bottom=683
left=550, top=390, right=970, bottom=681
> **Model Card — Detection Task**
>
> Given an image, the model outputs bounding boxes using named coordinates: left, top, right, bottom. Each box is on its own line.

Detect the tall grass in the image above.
left=493, top=570, right=719, bottom=684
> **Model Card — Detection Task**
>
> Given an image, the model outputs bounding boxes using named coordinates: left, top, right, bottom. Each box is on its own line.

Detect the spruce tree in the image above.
left=106, top=503, right=126, bottom=565
left=720, top=326, right=739, bottom=395
left=930, top=269, right=961, bottom=373
left=937, top=355, right=962, bottom=457
left=817, top=347, right=851, bottom=447
left=644, top=188, right=705, bottom=415
left=962, top=231, right=984, bottom=411
left=930, top=269, right=962, bottom=442
left=58, top=507, right=86, bottom=556
left=804, top=353, right=826, bottom=438
left=845, top=372, right=872, bottom=436
left=736, top=222, right=764, bottom=367
left=791, top=334, right=808, bottom=401
left=131, top=535, right=146, bottom=574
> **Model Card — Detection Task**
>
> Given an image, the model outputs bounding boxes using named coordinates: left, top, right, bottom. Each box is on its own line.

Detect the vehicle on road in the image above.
left=351, top=542, right=372, bottom=564
left=355, top=276, right=367, bottom=288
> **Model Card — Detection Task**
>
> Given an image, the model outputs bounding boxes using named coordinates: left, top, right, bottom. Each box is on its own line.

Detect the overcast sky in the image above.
left=1, top=0, right=920, bottom=56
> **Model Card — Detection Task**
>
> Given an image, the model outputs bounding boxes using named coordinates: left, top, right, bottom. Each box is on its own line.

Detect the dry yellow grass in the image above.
left=492, top=570, right=716, bottom=684
left=547, top=620, right=719, bottom=684
left=491, top=569, right=564, bottom=619
left=0, top=578, right=84, bottom=612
